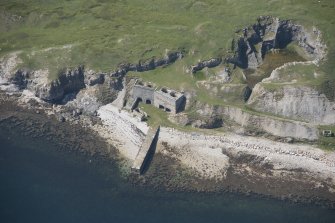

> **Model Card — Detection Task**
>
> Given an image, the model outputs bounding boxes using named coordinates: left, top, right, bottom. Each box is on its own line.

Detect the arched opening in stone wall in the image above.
left=165, top=108, right=171, bottom=112
left=131, top=97, right=143, bottom=111
left=146, top=99, right=151, bottom=104
left=159, top=105, right=165, bottom=110
left=161, top=88, right=168, bottom=93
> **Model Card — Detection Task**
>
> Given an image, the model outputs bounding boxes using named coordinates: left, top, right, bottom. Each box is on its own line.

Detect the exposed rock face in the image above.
left=11, top=69, right=29, bottom=89
left=137, top=51, right=183, bottom=71
left=228, top=16, right=326, bottom=69
left=248, top=84, right=335, bottom=125
left=188, top=101, right=318, bottom=140
left=106, top=75, right=124, bottom=102
left=191, top=117, right=223, bottom=129
left=224, top=16, right=330, bottom=127
left=228, top=16, right=277, bottom=69
left=97, top=51, right=184, bottom=104
left=242, top=86, right=252, bottom=102
left=32, top=66, right=85, bottom=102
left=0, top=52, right=23, bottom=81
left=0, top=50, right=183, bottom=106
left=190, top=58, right=222, bottom=73
left=86, top=71, right=105, bottom=86
left=110, top=51, right=183, bottom=77
left=222, top=106, right=318, bottom=140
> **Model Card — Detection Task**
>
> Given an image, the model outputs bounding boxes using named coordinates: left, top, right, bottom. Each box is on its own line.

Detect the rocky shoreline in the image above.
left=0, top=95, right=114, bottom=158
left=0, top=15, right=334, bottom=209
left=0, top=93, right=334, bottom=209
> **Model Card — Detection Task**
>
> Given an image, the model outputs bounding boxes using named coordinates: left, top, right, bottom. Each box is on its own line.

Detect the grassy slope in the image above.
left=1, top=0, right=334, bottom=75
left=1, top=1, right=334, bottom=148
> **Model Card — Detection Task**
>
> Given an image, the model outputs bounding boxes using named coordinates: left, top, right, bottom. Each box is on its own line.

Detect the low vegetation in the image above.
left=1, top=0, right=334, bottom=80
left=1, top=0, right=334, bottom=148
left=318, top=125, right=335, bottom=151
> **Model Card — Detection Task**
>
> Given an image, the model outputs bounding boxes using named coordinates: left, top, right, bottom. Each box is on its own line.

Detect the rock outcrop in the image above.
left=11, top=69, right=29, bottom=89
left=0, top=52, right=22, bottom=81
left=228, top=16, right=326, bottom=69
left=242, top=86, right=252, bottom=102
left=190, top=58, right=222, bottom=73
left=92, top=51, right=184, bottom=104
left=184, top=101, right=319, bottom=140
left=110, top=51, right=183, bottom=77
left=222, top=106, right=318, bottom=140
left=191, top=117, right=223, bottom=129
left=0, top=50, right=183, bottom=105
left=86, top=71, right=105, bottom=86
left=248, top=84, right=335, bottom=125
left=32, top=66, right=85, bottom=102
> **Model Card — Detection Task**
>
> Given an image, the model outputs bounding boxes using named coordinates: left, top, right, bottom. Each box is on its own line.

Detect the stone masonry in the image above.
left=153, top=87, right=185, bottom=113
left=132, top=80, right=155, bottom=104
left=132, top=80, right=185, bottom=114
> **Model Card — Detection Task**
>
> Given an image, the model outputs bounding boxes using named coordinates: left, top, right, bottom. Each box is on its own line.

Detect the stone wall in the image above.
left=132, top=84, right=155, bottom=104
left=132, top=82, right=185, bottom=114
left=154, top=88, right=184, bottom=113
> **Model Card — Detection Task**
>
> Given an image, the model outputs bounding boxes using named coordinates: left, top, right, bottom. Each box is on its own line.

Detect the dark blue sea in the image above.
left=1, top=124, right=335, bottom=223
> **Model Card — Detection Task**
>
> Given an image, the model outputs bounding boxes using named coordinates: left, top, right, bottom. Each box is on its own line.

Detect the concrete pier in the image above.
left=131, top=126, right=160, bottom=174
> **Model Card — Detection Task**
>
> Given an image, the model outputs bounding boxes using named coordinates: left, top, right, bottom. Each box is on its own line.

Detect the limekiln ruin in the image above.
left=132, top=80, right=185, bottom=114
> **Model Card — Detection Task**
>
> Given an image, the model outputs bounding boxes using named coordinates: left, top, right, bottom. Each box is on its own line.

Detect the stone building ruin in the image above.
left=153, top=87, right=185, bottom=113
left=132, top=80, right=185, bottom=114
left=132, top=80, right=155, bottom=105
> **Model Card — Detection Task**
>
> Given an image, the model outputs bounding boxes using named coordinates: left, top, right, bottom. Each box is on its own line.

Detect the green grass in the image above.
left=139, top=103, right=171, bottom=127
left=240, top=48, right=307, bottom=88
left=318, top=125, right=335, bottom=151
left=128, top=60, right=194, bottom=91
left=265, top=63, right=318, bottom=84
left=1, top=0, right=335, bottom=83
left=139, top=103, right=197, bottom=133
left=1, top=0, right=335, bottom=142
left=258, top=61, right=334, bottom=102
left=286, top=42, right=312, bottom=60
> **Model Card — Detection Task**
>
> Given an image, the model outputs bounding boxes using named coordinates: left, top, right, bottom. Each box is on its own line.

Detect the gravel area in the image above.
left=158, top=127, right=335, bottom=184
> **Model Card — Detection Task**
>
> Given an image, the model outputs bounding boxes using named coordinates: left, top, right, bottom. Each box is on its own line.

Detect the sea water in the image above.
left=1, top=124, right=335, bottom=223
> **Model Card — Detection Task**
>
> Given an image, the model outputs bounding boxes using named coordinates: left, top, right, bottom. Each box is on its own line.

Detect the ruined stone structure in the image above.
left=132, top=80, right=155, bottom=104
left=153, top=87, right=185, bottom=113
left=132, top=80, right=185, bottom=114
left=132, top=126, right=160, bottom=174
